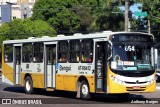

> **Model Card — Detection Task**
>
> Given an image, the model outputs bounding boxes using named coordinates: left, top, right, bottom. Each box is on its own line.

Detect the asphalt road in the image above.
left=0, top=80, right=160, bottom=107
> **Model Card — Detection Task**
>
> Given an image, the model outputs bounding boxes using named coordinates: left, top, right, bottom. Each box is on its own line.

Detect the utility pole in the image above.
left=128, top=19, right=130, bottom=32
left=125, top=0, right=129, bottom=32
left=148, top=19, right=151, bottom=34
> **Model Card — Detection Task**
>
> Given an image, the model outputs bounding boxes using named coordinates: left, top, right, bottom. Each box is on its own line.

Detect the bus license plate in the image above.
left=133, top=86, right=140, bottom=90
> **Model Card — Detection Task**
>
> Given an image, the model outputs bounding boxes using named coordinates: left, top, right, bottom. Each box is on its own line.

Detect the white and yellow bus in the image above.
left=2, top=31, right=156, bottom=99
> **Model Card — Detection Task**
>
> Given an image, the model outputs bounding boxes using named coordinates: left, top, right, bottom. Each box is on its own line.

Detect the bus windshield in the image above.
left=111, top=43, right=154, bottom=71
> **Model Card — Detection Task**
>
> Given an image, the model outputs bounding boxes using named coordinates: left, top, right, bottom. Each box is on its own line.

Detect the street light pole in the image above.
left=125, top=0, right=129, bottom=32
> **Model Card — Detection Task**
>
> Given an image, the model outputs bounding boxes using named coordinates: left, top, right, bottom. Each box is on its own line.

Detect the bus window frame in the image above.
left=57, top=40, right=68, bottom=63
left=81, top=39, right=93, bottom=63
left=22, top=43, right=33, bottom=63
left=33, top=42, right=44, bottom=63
left=46, top=45, right=56, bottom=65
left=4, top=44, right=13, bottom=63
left=69, top=40, right=80, bottom=63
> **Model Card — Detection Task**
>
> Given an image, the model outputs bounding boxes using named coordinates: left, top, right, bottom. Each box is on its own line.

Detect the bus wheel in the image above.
left=24, top=76, right=34, bottom=94
left=80, top=81, right=90, bottom=100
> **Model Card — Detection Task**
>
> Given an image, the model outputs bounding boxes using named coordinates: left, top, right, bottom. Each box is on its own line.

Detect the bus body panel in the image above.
left=21, top=72, right=44, bottom=88
left=2, top=62, right=14, bottom=85
left=55, top=62, right=95, bottom=92
left=107, top=67, right=156, bottom=93
left=20, top=62, right=44, bottom=88
left=55, top=74, right=95, bottom=92
left=2, top=45, right=14, bottom=85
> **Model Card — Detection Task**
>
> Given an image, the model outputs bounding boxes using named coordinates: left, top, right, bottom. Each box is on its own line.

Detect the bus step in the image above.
left=46, top=88, right=54, bottom=91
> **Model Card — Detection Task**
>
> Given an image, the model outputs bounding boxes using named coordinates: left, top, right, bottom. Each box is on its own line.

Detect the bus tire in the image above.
left=24, top=76, right=34, bottom=94
left=80, top=81, right=90, bottom=100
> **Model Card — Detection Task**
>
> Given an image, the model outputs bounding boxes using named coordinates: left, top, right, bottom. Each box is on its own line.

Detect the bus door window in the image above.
left=96, top=42, right=106, bottom=90
left=53, top=47, right=56, bottom=64
left=47, top=46, right=56, bottom=65
left=16, top=47, right=21, bottom=65
left=97, top=44, right=104, bottom=77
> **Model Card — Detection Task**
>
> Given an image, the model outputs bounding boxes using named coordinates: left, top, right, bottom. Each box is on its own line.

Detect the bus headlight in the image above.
left=110, top=75, right=125, bottom=85
left=151, top=79, right=155, bottom=83
left=147, top=79, right=155, bottom=84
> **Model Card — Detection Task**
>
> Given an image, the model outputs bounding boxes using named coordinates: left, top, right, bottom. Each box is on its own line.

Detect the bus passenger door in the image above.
left=95, top=41, right=108, bottom=92
left=44, top=44, right=56, bottom=88
left=13, top=46, right=21, bottom=85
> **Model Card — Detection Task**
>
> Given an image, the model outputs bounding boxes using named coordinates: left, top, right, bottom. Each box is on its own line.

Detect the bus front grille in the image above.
left=126, top=87, right=146, bottom=91
left=124, top=81, right=147, bottom=84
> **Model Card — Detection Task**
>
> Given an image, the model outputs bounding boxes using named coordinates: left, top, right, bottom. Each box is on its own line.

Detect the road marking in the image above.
left=156, top=86, right=160, bottom=90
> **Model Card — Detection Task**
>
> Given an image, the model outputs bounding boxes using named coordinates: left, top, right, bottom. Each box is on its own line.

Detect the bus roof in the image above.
left=3, top=31, right=153, bottom=44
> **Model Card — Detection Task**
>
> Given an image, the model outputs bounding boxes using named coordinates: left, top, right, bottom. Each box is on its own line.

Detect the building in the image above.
left=0, top=0, right=38, bottom=25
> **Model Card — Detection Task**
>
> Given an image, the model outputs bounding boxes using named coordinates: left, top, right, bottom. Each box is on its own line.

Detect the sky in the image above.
left=119, top=3, right=142, bottom=18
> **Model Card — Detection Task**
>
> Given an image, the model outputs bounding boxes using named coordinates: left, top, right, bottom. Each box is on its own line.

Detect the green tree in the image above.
left=7, top=18, right=56, bottom=39
left=93, top=5, right=124, bottom=31
left=32, top=0, right=125, bottom=34
left=0, top=18, right=56, bottom=44
left=71, top=4, right=94, bottom=33
left=8, top=18, right=29, bottom=39
left=0, top=23, right=10, bottom=53
left=32, top=0, right=80, bottom=34
left=31, top=20, right=56, bottom=37
left=74, top=0, right=125, bottom=32
left=136, top=0, right=160, bottom=42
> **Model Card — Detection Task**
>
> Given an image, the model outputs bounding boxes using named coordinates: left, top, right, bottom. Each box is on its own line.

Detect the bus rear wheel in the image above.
left=24, top=76, right=34, bottom=94
left=80, top=81, right=90, bottom=100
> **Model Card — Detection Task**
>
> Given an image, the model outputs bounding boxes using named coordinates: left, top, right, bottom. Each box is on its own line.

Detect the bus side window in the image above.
left=82, top=53, right=86, bottom=61
left=76, top=54, right=80, bottom=62
left=81, top=39, right=93, bottom=63
left=87, top=52, right=93, bottom=62
left=4, top=44, right=13, bottom=62
left=69, top=40, right=80, bottom=62
left=58, top=41, right=68, bottom=63
left=22, top=43, right=32, bottom=62
left=33, top=43, right=43, bottom=62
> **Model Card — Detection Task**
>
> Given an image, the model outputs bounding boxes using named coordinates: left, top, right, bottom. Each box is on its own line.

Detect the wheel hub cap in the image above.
left=82, top=84, right=88, bottom=96
left=26, top=81, right=31, bottom=91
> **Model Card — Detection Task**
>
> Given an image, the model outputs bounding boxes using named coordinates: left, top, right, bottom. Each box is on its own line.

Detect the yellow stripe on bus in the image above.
left=2, top=63, right=14, bottom=84
left=21, top=72, right=44, bottom=88
left=20, top=73, right=95, bottom=92
left=56, top=74, right=95, bottom=92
